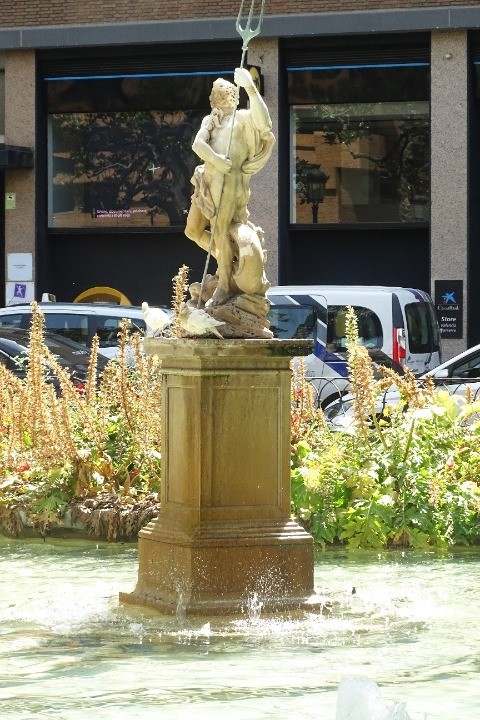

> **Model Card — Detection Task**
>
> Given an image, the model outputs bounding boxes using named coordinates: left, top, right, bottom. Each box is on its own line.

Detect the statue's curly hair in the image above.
left=209, top=78, right=237, bottom=109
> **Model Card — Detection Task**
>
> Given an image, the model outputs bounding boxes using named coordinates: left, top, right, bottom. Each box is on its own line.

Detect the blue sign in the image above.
left=13, top=283, right=27, bottom=299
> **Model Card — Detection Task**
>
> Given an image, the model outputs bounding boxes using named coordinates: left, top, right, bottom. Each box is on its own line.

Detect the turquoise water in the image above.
left=1, top=538, right=480, bottom=719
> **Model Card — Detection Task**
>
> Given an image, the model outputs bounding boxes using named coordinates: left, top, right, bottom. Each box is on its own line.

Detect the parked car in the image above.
left=324, top=341, right=480, bottom=430
left=0, top=302, right=148, bottom=359
left=267, top=285, right=441, bottom=408
left=0, top=327, right=109, bottom=391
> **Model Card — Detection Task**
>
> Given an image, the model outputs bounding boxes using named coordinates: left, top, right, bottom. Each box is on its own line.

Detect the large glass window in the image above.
left=45, top=65, right=239, bottom=230
left=48, top=109, right=203, bottom=228
left=288, top=58, right=430, bottom=225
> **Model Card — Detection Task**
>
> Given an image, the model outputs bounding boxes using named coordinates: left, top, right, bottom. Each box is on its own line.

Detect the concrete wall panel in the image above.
left=247, top=37, right=279, bottom=286
left=4, top=50, right=36, bottom=262
left=431, top=29, right=468, bottom=358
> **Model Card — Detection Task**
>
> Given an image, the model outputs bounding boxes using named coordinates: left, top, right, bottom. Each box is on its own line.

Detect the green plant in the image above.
left=0, top=304, right=162, bottom=535
left=290, top=311, right=480, bottom=549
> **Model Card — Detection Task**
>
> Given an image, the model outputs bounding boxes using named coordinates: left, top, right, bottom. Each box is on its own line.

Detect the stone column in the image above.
left=247, top=38, right=279, bottom=286
left=430, top=30, right=468, bottom=359
left=4, top=50, right=36, bottom=264
left=120, top=338, right=322, bottom=616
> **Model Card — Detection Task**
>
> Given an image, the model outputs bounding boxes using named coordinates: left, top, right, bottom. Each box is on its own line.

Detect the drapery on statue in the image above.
left=182, top=67, right=275, bottom=338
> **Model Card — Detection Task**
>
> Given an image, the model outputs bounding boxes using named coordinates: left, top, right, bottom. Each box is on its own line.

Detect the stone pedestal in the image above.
left=120, top=338, right=320, bottom=615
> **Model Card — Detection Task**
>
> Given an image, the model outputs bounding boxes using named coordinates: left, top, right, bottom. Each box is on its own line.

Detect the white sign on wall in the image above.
left=7, top=253, right=33, bottom=282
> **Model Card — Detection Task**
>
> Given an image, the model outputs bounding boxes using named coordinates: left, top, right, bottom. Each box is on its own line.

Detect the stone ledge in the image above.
left=0, top=494, right=160, bottom=542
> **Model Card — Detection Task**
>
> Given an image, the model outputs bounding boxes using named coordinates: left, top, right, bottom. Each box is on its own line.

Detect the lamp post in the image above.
left=303, top=163, right=329, bottom=223
left=410, top=194, right=429, bottom=222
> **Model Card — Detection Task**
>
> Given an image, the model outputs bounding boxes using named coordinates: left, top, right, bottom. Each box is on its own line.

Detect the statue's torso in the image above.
left=208, top=110, right=251, bottom=168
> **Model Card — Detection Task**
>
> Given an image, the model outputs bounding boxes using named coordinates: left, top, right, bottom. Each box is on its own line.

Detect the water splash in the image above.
left=2, top=540, right=477, bottom=719
left=198, top=621, right=211, bottom=639
left=336, top=677, right=426, bottom=720
left=245, top=592, right=263, bottom=622
left=175, top=591, right=186, bottom=625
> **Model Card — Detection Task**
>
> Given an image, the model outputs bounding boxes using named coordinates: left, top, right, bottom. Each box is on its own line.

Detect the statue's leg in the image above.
left=210, top=213, right=235, bottom=306
left=185, top=204, right=211, bottom=252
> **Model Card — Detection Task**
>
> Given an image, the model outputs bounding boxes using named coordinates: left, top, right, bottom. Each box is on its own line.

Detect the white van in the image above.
left=266, top=286, right=442, bottom=407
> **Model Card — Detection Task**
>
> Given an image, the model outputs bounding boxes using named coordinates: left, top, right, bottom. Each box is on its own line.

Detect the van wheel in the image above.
left=320, top=392, right=346, bottom=411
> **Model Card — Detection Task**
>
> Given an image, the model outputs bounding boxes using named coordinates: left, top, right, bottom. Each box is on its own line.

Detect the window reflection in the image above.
left=45, top=65, right=243, bottom=230
left=268, top=305, right=316, bottom=339
left=291, top=101, right=430, bottom=224
left=49, top=110, right=204, bottom=229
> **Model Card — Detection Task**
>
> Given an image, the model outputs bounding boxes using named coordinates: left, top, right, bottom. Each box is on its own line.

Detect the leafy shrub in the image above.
left=0, top=304, right=162, bottom=533
left=290, top=307, right=480, bottom=549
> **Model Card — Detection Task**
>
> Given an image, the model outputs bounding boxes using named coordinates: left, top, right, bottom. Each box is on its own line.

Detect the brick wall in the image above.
left=1, top=0, right=479, bottom=29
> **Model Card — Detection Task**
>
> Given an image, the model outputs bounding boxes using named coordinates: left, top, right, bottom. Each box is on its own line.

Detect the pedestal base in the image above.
left=120, top=516, right=324, bottom=616
left=119, top=590, right=329, bottom=617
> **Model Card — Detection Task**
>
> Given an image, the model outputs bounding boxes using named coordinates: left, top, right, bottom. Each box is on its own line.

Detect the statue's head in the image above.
left=210, top=78, right=237, bottom=111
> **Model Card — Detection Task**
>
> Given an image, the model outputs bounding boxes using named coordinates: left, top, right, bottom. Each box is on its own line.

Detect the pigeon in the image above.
left=178, top=304, right=225, bottom=339
left=141, top=302, right=172, bottom=337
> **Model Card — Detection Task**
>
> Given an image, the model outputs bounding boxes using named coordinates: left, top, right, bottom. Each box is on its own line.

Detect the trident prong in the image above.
left=236, top=0, right=265, bottom=63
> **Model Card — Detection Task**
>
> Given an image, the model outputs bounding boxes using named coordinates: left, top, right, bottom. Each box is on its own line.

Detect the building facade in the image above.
left=1, top=1, right=480, bottom=357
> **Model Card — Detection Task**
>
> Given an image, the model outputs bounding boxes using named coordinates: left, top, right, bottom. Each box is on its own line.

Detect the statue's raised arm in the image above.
left=234, top=67, right=272, bottom=133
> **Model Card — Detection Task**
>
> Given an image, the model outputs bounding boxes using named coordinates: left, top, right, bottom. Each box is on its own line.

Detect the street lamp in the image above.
left=303, top=163, right=329, bottom=223
left=410, top=194, right=429, bottom=222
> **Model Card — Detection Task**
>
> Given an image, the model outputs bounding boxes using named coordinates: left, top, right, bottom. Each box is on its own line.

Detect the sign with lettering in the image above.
left=434, top=280, right=463, bottom=339
left=7, top=253, right=33, bottom=282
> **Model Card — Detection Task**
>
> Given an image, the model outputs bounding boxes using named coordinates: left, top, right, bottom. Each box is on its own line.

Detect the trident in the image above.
left=237, top=0, right=266, bottom=70
left=196, top=0, right=266, bottom=308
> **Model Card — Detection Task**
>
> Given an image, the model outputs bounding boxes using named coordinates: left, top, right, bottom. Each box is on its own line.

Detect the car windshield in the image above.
left=267, top=305, right=316, bottom=339
left=0, top=333, right=103, bottom=372
left=42, top=314, right=89, bottom=345
left=95, top=315, right=146, bottom=348
left=405, top=302, right=441, bottom=354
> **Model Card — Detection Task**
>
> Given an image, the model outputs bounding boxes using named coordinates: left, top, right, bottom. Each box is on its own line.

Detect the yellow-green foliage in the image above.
left=344, top=306, right=378, bottom=436
left=0, top=304, right=162, bottom=531
left=171, top=265, right=190, bottom=338
left=291, top=312, right=480, bottom=549
left=290, top=358, right=329, bottom=448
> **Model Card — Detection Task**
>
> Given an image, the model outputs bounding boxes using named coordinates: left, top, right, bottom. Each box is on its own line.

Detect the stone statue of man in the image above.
left=185, top=67, right=275, bottom=307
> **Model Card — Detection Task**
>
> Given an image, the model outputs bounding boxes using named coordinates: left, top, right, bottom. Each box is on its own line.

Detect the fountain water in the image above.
left=3, top=538, right=480, bottom=719
left=244, top=591, right=263, bottom=621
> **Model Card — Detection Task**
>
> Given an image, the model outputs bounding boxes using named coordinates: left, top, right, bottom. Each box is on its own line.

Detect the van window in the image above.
left=268, top=305, right=316, bottom=339
left=405, top=302, right=440, bottom=354
left=327, top=306, right=383, bottom=351
left=43, top=314, right=89, bottom=345
left=95, top=316, right=147, bottom=348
